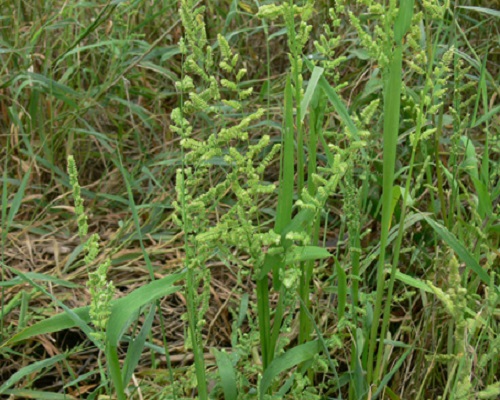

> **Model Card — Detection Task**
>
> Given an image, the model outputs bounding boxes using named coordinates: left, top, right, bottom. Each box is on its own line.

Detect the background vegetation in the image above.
left=1, top=0, right=499, bottom=399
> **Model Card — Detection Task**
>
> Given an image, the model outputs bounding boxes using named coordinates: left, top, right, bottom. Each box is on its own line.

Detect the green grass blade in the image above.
left=6, top=167, right=31, bottom=228
left=256, top=275, right=272, bottom=370
left=122, top=305, right=156, bottom=386
left=276, top=76, right=295, bottom=235
left=368, top=43, right=405, bottom=383
left=105, top=344, right=126, bottom=400
left=2, top=265, right=95, bottom=346
left=284, top=245, right=331, bottom=264
left=300, top=66, right=324, bottom=123
left=304, top=59, right=359, bottom=140
left=472, top=104, right=500, bottom=128
left=221, top=0, right=239, bottom=35
left=214, top=349, right=238, bottom=400
left=395, top=271, right=432, bottom=293
left=259, top=340, right=321, bottom=397
left=258, top=75, right=297, bottom=370
left=0, top=272, right=81, bottom=289
left=421, top=215, right=494, bottom=288
left=457, top=6, right=500, bottom=18
left=472, top=177, right=492, bottom=219
left=336, top=258, right=347, bottom=321
left=372, top=347, right=412, bottom=400
left=106, top=272, right=184, bottom=346
left=2, top=272, right=184, bottom=347
left=297, top=295, right=341, bottom=375
left=24, top=73, right=80, bottom=108
left=0, top=353, right=66, bottom=394
left=54, top=2, right=118, bottom=64
left=369, top=0, right=413, bottom=378
left=394, top=0, right=414, bottom=43
left=113, top=152, right=156, bottom=280
left=1, top=390, right=76, bottom=399
left=1, top=303, right=90, bottom=347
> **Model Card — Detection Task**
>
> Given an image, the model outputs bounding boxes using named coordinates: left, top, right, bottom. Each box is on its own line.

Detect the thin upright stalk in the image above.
left=367, top=43, right=404, bottom=386
left=367, top=0, right=414, bottom=385
left=299, top=92, right=322, bottom=344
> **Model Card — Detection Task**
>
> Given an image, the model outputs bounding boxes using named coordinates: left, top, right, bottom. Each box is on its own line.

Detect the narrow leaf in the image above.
left=300, top=66, right=324, bottom=122
left=6, top=167, right=31, bottom=228
left=106, top=272, right=184, bottom=346
left=214, top=349, right=238, bottom=400
left=472, top=104, right=500, bottom=127
left=1, top=390, right=76, bottom=399
left=276, top=76, right=295, bottom=234
left=336, top=259, right=347, bottom=321
left=2, top=272, right=185, bottom=347
left=260, top=340, right=321, bottom=397
left=122, top=306, right=156, bottom=386
left=457, top=6, right=500, bottom=18
left=284, top=246, right=331, bottom=264
left=395, top=271, right=432, bottom=293
left=0, top=354, right=66, bottom=394
left=421, top=215, right=493, bottom=287
left=305, top=59, right=359, bottom=140
left=372, top=347, right=412, bottom=399
left=394, top=0, right=414, bottom=43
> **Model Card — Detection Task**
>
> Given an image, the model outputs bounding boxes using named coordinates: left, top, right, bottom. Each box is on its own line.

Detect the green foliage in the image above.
left=1, top=0, right=499, bottom=399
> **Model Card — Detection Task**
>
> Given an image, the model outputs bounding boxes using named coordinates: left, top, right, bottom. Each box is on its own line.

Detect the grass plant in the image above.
left=1, top=0, right=499, bottom=399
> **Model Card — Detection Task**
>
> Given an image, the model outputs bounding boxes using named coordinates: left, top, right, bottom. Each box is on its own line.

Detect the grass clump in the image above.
left=0, top=0, right=499, bottom=399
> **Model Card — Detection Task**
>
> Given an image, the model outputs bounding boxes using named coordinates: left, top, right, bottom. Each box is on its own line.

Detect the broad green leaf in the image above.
left=260, top=340, right=321, bottom=397
left=281, top=208, right=316, bottom=240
